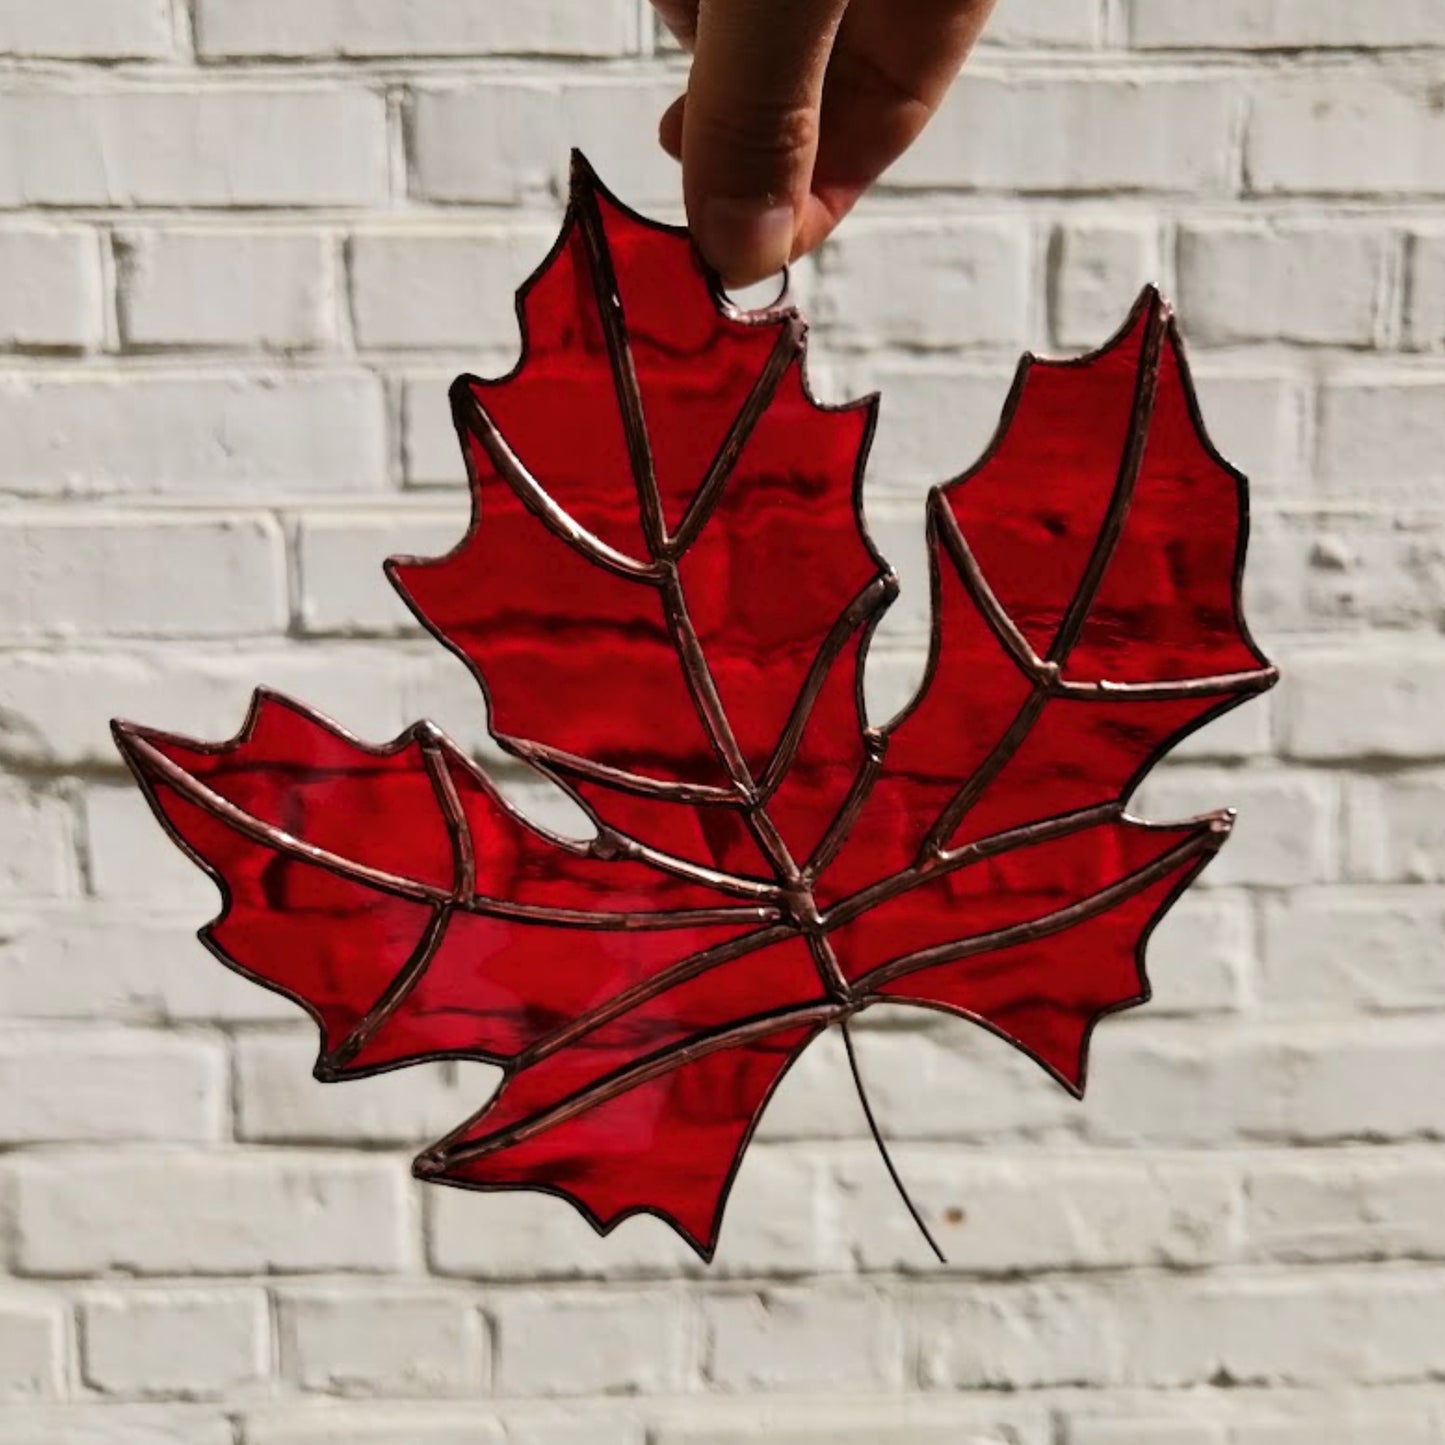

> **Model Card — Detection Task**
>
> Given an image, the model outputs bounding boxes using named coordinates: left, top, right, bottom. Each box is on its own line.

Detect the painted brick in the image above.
left=1132, top=1, right=1445, bottom=50
left=0, top=372, right=387, bottom=499
left=245, top=1412, right=506, bottom=1445
left=81, top=1290, right=268, bottom=1398
left=702, top=1288, right=904, bottom=1393
left=0, top=911, right=294, bottom=1025
left=0, top=1030, right=226, bottom=1144
left=117, top=230, right=337, bottom=351
left=0, top=779, right=77, bottom=900
left=235, top=1029, right=489, bottom=1146
left=0, top=515, right=287, bottom=640
left=0, top=1410, right=233, bottom=1445
left=891, top=74, right=1238, bottom=194
left=277, top=1288, right=485, bottom=1397
left=0, top=0, right=172, bottom=59
left=491, top=1291, right=690, bottom=1397
left=0, top=88, right=389, bottom=208
left=196, top=0, right=635, bottom=58
left=1246, top=510, right=1445, bottom=634
left=986, top=0, right=1102, bottom=49
left=1408, top=228, right=1445, bottom=348
left=1245, top=1150, right=1445, bottom=1264
left=815, top=220, right=1030, bottom=351
left=1282, top=644, right=1445, bottom=761
left=1051, top=222, right=1161, bottom=348
left=1177, top=222, right=1389, bottom=345
left=349, top=228, right=552, bottom=350
left=1348, top=771, right=1445, bottom=882
left=13, top=1153, right=412, bottom=1276
left=1316, top=373, right=1445, bottom=503
left=295, top=513, right=469, bottom=635
left=0, top=229, right=104, bottom=350
left=0, top=1298, right=64, bottom=1402
left=1249, top=70, right=1445, bottom=196
left=1260, top=888, right=1445, bottom=1014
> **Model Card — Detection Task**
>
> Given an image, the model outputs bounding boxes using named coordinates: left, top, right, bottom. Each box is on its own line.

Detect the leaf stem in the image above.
left=840, top=1020, right=946, bottom=1265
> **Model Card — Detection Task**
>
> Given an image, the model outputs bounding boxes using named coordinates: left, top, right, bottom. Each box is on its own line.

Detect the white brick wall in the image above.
left=1, top=0, right=1442, bottom=1437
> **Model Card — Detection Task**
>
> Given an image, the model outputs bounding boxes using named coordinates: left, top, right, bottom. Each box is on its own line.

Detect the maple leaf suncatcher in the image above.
left=113, top=155, right=1276, bottom=1262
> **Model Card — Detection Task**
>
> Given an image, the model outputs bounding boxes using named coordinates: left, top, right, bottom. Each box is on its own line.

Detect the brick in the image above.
left=0, top=372, right=387, bottom=499
left=1233, top=1415, right=1435, bottom=1445
left=1245, top=510, right=1445, bottom=634
left=1408, top=229, right=1445, bottom=348
left=410, top=81, right=682, bottom=208
left=197, top=0, right=635, bottom=57
left=0, top=1410, right=233, bottom=1445
left=1068, top=1422, right=1219, bottom=1445
left=0, top=515, right=286, bottom=640
left=653, top=1399, right=1045, bottom=1445
left=1177, top=222, right=1389, bottom=345
left=0, top=88, right=388, bottom=209
left=1132, top=1, right=1445, bottom=49
left=1249, top=71, right=1445, bottom=196
left=504, top=1420, right=643, bottom=1445
left=832, top=1151, right=1238, bottom=1274
left=1246, top=1150, right=1445, bottom=1264
left=702, top=1288, right=904, bottom=1392
left=410, top=85, right=561, bottom=204
left=1051, top=222, right=1161, bottom=349
left=118, top=230, right=337, bottom=351
left=296, top=513, right=468, bottom=634
left=919, top=1270, right=1445, bottom=1388
left=83, top=784, right=227, bottom=909
left=985, top=0, right=1102, bottom=48
left=1261, top=888, right=1445, bottom=1014
left=81, top=1290, right=267, bottom=1398
left=755, top=1021, right=1080, bottom=1145
left=1137, top=891, right=1252, bottom=1014
left=891, top=74, right=1238, bottom=194
left=491, top=1290, right=690, bottom=1396
left=1133, top=770, right=1339, bottom=886
left=0, top=229, right=104, bottom=349
left=1348, top=772, right=1445, bottom=881
left=1082, top=1020, right=1445, bottom=1146
left=236, top=1030, right=488, bottom=1146
left=1282, top=644, right=1445, bottom=760
left=0, top=779, right=76, bottom=900
left=0, top=911, right=294, bottom=1025
left=0, top=0, right=172, bottom=59
left=277, top=1287, right=484, bottom=1397
left=849, top=361, right=1023, bottom=494
left=428, top=1178, right=697, bottom=1283
left=0, top=1299, right=64, bottom=1401
left=13, top=1153, right=412, bottom=1276
left=402, top=369, right=474, bottom=486
left=349, top=227, right=552, bottom=350
left=245, top=1412, right=506, bottom=1445
left=0, top=1031, right=225, bottom=1144
left=1186, top=367, right=1305, bottom=494
left=0, top=644, right=442, bottom=770
left=815, top=220, right=1030, bottom=351
left=1316, top=373, right=1445, bottom=503
left=430, top=1143, right=829, bottom=1280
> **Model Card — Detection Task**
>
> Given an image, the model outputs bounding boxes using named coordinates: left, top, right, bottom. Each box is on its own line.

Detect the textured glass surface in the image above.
left=113, top=154, right=1276, bottom=1261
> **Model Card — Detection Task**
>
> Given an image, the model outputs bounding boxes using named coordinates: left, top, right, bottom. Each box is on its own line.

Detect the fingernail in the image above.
left=700, top=199, right=794, bottom=288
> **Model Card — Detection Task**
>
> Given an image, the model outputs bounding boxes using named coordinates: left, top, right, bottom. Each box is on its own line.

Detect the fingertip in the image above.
left=659, top=95, right=685, bottom=161
left=696, top=198, right=797, bottom=289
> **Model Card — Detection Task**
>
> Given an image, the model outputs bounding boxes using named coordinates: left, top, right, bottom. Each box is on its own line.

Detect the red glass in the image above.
left=113, top=154, right=1276, bottom=1262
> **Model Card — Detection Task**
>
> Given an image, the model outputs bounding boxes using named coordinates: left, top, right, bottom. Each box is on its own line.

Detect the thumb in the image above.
left=684, top=0, right=849, bottom=287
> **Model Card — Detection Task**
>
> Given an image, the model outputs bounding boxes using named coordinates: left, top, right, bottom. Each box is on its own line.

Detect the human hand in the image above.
left=652, top=0, right=998, bottom=287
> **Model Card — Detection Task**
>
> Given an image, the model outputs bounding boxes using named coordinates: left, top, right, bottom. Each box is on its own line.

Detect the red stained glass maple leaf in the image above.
left=113, top=155, right=1277, bottom=1262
